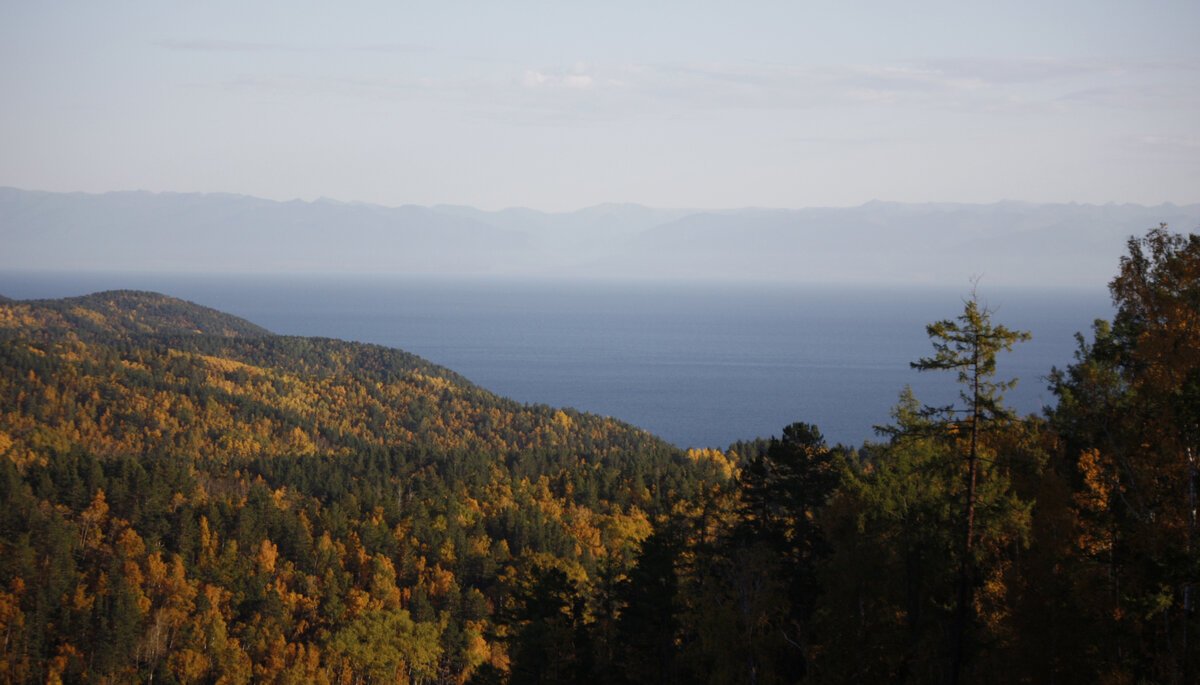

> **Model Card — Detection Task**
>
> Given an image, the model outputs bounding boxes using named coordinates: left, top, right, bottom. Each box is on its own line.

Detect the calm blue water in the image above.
left=0, top=272, right=1113, bottom=449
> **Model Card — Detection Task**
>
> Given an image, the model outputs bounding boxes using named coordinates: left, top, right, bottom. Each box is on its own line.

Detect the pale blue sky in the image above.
left=2, top=1, right=1197, bottom=211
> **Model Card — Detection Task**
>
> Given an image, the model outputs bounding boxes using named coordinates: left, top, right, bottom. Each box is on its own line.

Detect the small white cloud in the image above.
left=518, top=66, right=598, bottom=91
left=843, top=88, right=897, bottom=104
left=522, top=70, right=548, bottom=88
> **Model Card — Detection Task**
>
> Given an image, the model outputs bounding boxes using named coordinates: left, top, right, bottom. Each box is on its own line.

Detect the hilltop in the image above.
left=1, top=290, right=271, bottom=340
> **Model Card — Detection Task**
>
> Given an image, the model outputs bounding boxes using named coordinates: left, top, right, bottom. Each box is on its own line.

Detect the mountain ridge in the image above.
left=6, top=185, right=1198, bottom=217
left=3, top=187, right=1199, bottom=286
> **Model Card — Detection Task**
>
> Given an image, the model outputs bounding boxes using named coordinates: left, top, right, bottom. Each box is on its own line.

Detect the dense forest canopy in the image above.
left=1, top=225, right=1198, bottom=684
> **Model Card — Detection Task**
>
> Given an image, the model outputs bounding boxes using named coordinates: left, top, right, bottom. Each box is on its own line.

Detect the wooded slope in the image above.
left=0, top=290, right=729, bottom=683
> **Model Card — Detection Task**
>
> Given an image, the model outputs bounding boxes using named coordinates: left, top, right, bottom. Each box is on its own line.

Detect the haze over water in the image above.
left=0, top=3, right=1189, bottom=447
left=0, top=272, right=1112, bottom=448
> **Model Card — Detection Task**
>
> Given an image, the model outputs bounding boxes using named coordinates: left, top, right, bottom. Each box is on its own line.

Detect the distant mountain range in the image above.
left=3, top=187, right=1198, bottom=287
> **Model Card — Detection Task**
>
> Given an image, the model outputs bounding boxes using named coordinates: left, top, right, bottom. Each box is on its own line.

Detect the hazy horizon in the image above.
left=3, top=2, right=1198, bottom=213
left=4, top=4, right=1199, bottom=289
left=6, top=187, right=1199, bottom=289
left=8, top=184, right=1200, bottom=216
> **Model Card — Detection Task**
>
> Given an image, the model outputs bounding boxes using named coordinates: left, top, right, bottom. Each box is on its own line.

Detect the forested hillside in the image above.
left=1, top=225, right=1198, bottom=684
left=0, top=289, right=731, bottom=683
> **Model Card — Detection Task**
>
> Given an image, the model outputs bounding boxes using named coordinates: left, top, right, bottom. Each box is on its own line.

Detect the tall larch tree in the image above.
left=911, top=290, right=1030, bottom=685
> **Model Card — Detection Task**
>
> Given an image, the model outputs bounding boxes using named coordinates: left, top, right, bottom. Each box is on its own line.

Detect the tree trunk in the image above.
left=950, top=346, right=982, bottom=685
left=1183, top=446, right=1195, bottom=685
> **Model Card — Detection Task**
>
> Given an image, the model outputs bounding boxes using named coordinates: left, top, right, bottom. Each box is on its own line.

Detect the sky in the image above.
left=2, top=1, right=1198, bottom=212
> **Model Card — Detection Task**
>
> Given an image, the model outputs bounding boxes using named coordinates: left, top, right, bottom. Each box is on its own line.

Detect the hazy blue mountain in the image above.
left=432, top=202, right=694, bottom=270
left=0, top=188, right=529, bottom=275
left=592, top=201, right=1200, bottom=286
left=3, top=187, right=1197, bottom=287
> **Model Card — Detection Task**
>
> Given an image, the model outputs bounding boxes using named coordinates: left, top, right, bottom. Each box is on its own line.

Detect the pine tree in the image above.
left=911, top=290, right=1030, bottom=684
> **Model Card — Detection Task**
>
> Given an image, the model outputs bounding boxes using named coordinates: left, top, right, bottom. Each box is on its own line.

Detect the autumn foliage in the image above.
left=2, top=224, right=1198, bottom=683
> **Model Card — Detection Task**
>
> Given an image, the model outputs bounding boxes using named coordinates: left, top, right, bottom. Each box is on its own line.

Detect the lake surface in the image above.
left=0, top=272, right=1113, bottom=449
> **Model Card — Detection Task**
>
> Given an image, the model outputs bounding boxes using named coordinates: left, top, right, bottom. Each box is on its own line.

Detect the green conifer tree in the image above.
left=911, top=290, right=1029, bottom=684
